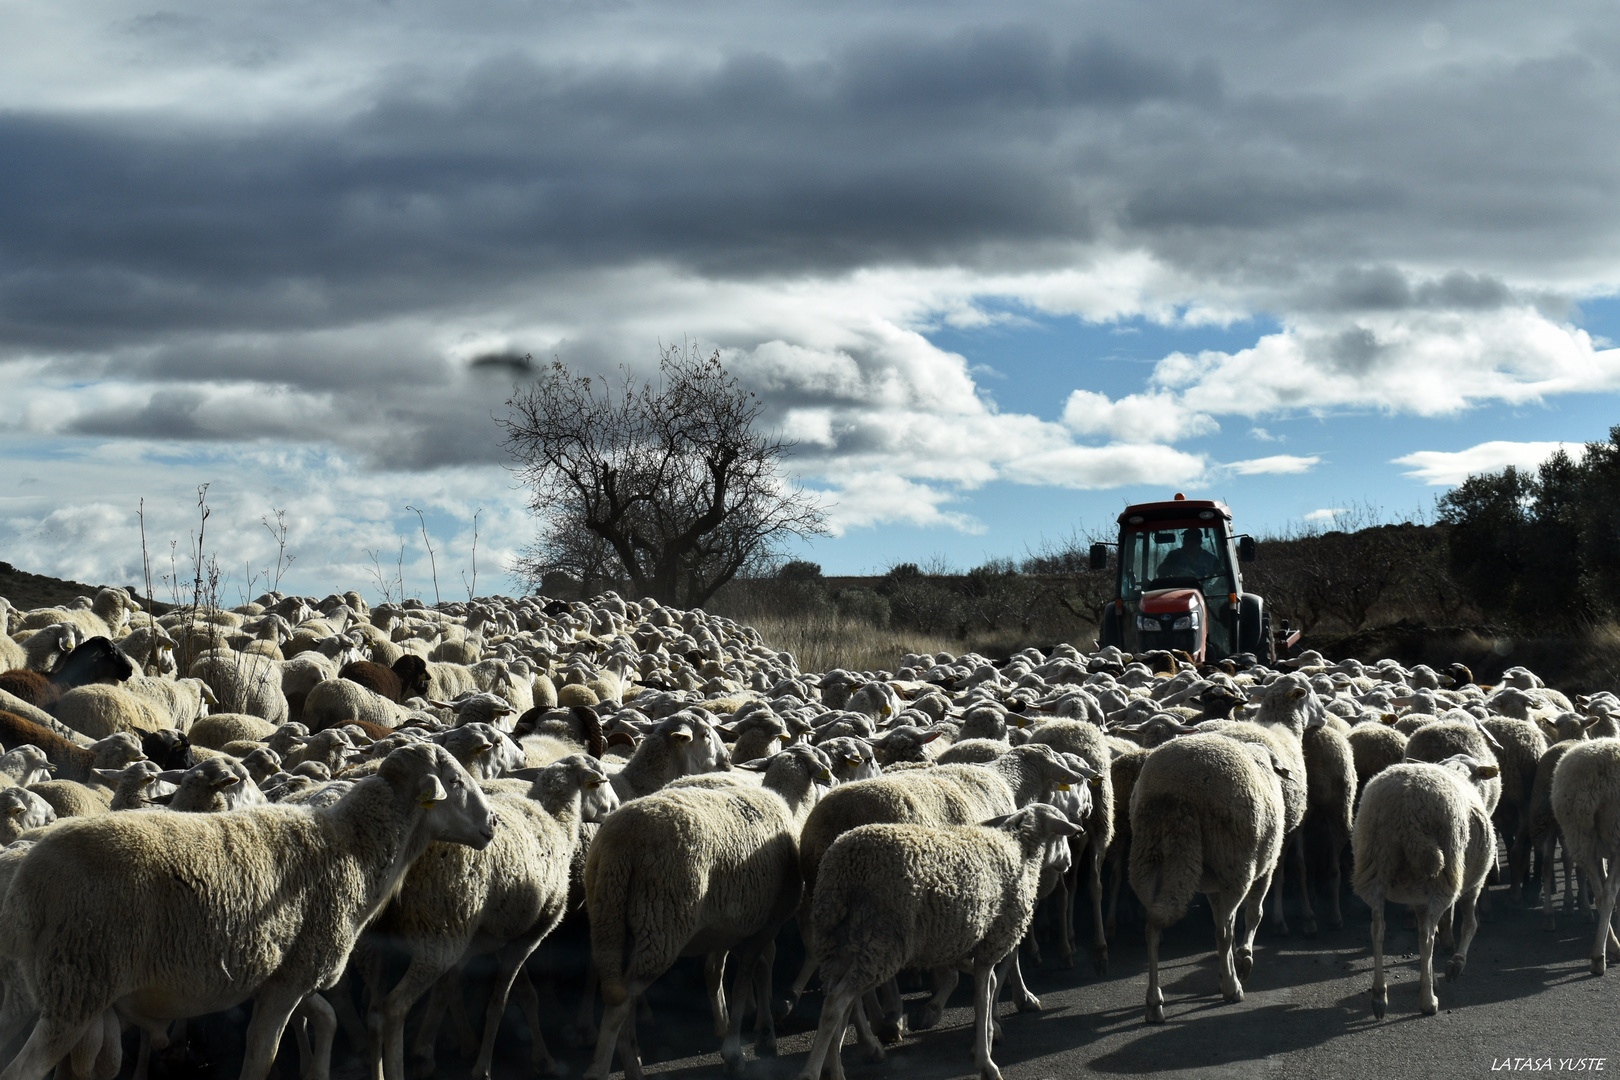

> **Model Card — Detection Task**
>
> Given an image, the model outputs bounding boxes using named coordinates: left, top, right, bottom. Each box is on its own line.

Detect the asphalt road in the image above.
left=470, top=883, right=1620, bottom=1080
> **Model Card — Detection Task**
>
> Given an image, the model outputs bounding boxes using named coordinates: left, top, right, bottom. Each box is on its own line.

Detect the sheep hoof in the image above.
left=876, top=1017, right=904, bottom=1045
left=535, top=1056, right=560, bottom=1077
left=756, top=1033, right=777, bottom=1058
left=1059, top=951, right=1076, bottom=970
left=979, top=1066, right=1003, bottom=1080
left=1302, top=919, right=1318, bottom=939
left=1014, top=993, right=1042, bottom=1014
left=1542, top=916, right=1558, bottom=933
left=772, top=997, right=795, bottom=1024
left=1420, top=999, right=1438, bottom=1016
left=1372, top=994, right=1386, bottom=1020
left=913, top=1004, right=944, bottom=1030
left=1446, top=956, right=1466, bottom=982
left=1223, top=986, right=1244, bottom=1004
left=1591, top=956, right=1607, bottom=977
left=1092, top=947, right=1109, bottom=977
left=1235, top=952, right=1254, bottom=979
left=1327, top=915, right=1344, bottom=931
left=1145, top=1002, right=1165, bottom=1024
left=862, top=1043, right=886, bottom=1064
left=1273, top=920, right=1290, bottom=936
left=992, top=1019, right=1003, bottom=1042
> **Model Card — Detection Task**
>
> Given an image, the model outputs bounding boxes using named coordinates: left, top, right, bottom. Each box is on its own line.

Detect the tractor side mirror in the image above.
left=1238, top=535, right=1257, bottom=562
left=1089, top=544, right=1109, bottom=571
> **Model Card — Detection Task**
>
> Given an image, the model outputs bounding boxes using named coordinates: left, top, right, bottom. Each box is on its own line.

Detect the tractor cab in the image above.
left=1091, top=495, right=1276, bottom=663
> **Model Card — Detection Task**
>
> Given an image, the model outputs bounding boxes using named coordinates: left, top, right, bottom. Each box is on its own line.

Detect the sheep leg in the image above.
left=1104, top=847, right=1124, bottom=941
left=372, top=953, right=454, bottom=1080
left=1324, top=826, right=1347, bottom=931
left=1448, top=884, right=1484, bottom=983
left=569, top=960, right=599, bottom=1046
left=582, top=979, right=648, bottom=1080
left=1416, top=899, right=1444, bottom=1016
left=1292, top=830, right=1318, bottom=937
left=705, top=951, right=731, bottom=1039
left=795, top=987, right=856, bottom=1080
left=1143, top=922, right=1166, bottom=1024
left=240, top=986, right=310, bottom=1080
left=720, top=928, right=778, bottom=1074
left=132, top=1029, right=150, bottom=1080
left=1541, top=832, right=1562, bottom=930
left=1211, top=889, right=1244, bottom=1003
left=471, top=935, right=550, bottom=1080
left=507, top=968, right=557, bottom=1078
left=1368, top=890, right=1388, bottom=1019
left=1236, top=868, right=1272, bottom=981
left=751, top=944, right=778, bottom=1058
left=1269, top=833, right=1291, bottom=935
left=325, top=971, right=368, bottom=1054
left=914, top=967, right=958, bottom=1030
left=874, top=979, right=905, bottom=1044
left=848, top=1000, right=883, bottom=1063
left=1053, top=864, right=1075, bottom=968
left=1088, top=839, right=1109, bottom=975
left=970, top=962, right=1001, bottom=1080
left=1506, top=816, right=1530, bottom=906
left=444, top=968, right=478, bottom=1058
left=1588, top=862, right=1620, bottom=976
left=997, top=950, right=1040, bottom=1013
left=1438, top=904, right=1455, bottom=954
left=295, top=993, right=337, bottom=1080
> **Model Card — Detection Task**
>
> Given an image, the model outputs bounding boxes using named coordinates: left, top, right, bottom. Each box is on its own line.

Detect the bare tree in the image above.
left=499, top=343, right=827, bottom=607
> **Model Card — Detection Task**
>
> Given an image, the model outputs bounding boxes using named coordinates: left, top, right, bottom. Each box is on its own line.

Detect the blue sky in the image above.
left=4, top=1, right=1620, bottom=600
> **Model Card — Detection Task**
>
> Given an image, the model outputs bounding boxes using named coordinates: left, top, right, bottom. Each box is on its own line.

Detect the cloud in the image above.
left=1061, top=389, right=1218, bottom=443
left=1391, top=441, right=1576, bottom=486
left=1222, top=455, right=1321, bottom=476
left=820, top=473, right=983, bottom=536
left=1303, top=507, right=1347, bottom=522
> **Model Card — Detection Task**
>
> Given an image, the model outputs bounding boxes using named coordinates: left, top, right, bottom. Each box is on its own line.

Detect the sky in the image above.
left=4, top=0, right=1620, bottom=602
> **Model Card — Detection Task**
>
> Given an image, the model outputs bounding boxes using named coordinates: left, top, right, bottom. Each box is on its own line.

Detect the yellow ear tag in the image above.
left=1056, top=783, right=1072, bottom=792
left=417, top=795, right=438, bottom=809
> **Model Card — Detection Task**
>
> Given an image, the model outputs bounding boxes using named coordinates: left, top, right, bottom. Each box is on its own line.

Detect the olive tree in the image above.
left=499, top=343, right=827, bottom=607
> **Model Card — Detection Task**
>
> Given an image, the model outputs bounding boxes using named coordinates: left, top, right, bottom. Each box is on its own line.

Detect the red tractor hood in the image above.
left=1140, top=588, right=1201, bottom=614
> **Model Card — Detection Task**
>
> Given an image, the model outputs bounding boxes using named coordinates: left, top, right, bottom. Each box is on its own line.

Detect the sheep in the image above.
left=364, top=754, right=606, bottom=1080
left=789, top=744, right=1091, bottom=1032
left=0, top=746, right=53, bottom=788
left=187, top=713, right=280, bottom=751
left=190, top=652, right=289, bottom=724
left=515, top=705, right=606, bottom=759
left=10, top=624, right=79, bottom=677
left=22, top=778, right=112, bottom=820
left=1550, top=738, right=1620, bottom=975
left=0, top=787, right=55, bottom=844
left=123, top=676, right=214, bottom=732
left=161, top=757, right=266, bottom=813
left=52, top=684, right=173, bottom=740
left=723, top=711, right=795, bottom=763
left=1130, top=733, right=1287, bottom=1023
left=1347, top=723, right=1407, bottom=805
left=1299, top=722, right=1356, bottom=932
left=1354, top=754, right=1500, bottom=1017
left=0, top=635, right=133, bottom=709
left=0, top=716, right=142, bottom=786
left=302, top=678, right=413, bottom=733
left=0, top=743, right=496, bottom=1080
left=606, top=712, right=730, bottom=802
left=795, top=803, right=1080, bottom=1080
left=1022, top=718, right=1115, bottom=972
left=1478, top=716, right=1548, bottom=904
left=96, top=760, right=166, bottom=811
left=337, top=656, right=429, bottom=704
left=584, top=744, right=834, bottom=1079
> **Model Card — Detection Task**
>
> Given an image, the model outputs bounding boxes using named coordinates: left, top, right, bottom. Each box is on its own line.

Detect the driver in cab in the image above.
left=1158, top=529, right=1220, bottom=581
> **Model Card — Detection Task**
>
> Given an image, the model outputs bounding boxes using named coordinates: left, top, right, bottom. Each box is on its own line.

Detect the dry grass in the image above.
left=745, top=612, right=1100, bottom=674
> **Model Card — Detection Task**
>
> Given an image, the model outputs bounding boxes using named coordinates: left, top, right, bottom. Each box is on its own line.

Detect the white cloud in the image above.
left=1391, top=440, right=1575, bottom=486
left=820, top=473, right=983, bottom=537
left=1061, top=389, right=1218, bottom=444
left=1223, top=455, right=1322, bottom=476
left=1304, top=507, right=1347, bottom=522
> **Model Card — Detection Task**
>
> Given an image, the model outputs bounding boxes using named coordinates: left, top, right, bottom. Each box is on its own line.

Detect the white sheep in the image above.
left=0, top=743, right=495, bottom=1080
left=1550, top=738, right=1620, bottom=975
left=795, top=803, right=1079, bottom=1080
left=1130, top=732, right=1287, bottom=1023
left=584, top=744, right=833, bottom=1079
left=1354, top=754, right=1500, bottom=1017
left=0, top=788, right=55, bottom=844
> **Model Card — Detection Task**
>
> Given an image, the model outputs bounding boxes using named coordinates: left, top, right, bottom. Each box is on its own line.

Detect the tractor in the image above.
left=1090, top=493, right=1298, bottom=664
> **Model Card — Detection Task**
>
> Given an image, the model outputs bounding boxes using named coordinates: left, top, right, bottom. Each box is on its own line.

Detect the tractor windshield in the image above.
left=1120, top=525, right=1232, bottom=599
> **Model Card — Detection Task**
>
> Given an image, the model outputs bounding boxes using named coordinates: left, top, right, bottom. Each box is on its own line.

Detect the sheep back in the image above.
left=1352, top=762, right=1493, bottom=907
left=1403, top=721, right=1501, bottom=816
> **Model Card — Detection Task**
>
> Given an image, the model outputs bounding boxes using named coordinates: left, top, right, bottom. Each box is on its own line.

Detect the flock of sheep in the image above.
left=0, top=583, right=1617, bottom=1080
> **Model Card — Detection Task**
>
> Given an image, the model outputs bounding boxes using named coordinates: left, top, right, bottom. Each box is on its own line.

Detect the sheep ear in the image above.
left=156, top=770, right=187, bottom=784
left=94, top=768, right=123, bottom=783
left=216, top=774, right=242, bottom=789
left=980, top=814, right=1013, bottom=828
left=417, top=774, right=448, bottom=808
left=1473, top=764, right=1500, bottom=780
left=1380, top=713, right=1398, bottom=725
left=668, top=727, right=693, bottom=744
left=919, top=730, right=942, bottom=744
left=1272, top=762, right=1291, bottom=779
left=1287, top=687, right=1308, bottom=701
left=507, top=767, right=544, bottom=782
left=736, top=759, right=770, bottom=772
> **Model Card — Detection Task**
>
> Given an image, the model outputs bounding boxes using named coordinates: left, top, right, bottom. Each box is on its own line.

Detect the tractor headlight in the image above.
left=1135, top=615, right=1161, bottom=631
left=1171, top=611, right=1201, bottom=631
